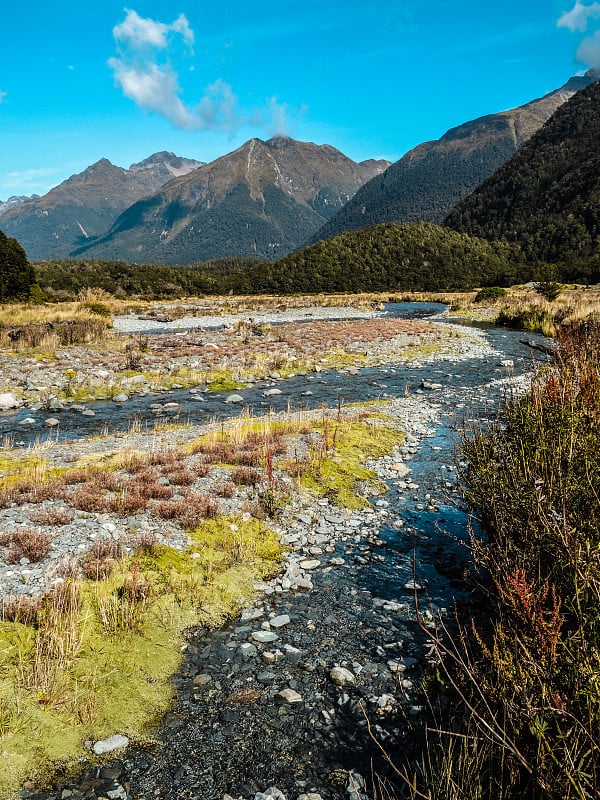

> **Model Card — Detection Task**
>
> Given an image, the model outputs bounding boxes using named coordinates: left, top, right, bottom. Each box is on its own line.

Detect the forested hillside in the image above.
left=446, top=79, right=600, bottom=265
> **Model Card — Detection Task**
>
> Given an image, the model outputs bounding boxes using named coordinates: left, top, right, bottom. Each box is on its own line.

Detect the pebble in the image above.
left=329, top=666, right=356, bottom=687
left=276, top=688, right=303, bottom=704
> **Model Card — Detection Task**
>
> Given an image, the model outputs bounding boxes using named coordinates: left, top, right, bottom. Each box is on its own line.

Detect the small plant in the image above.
left=30, top=508, right=73, bottom=526
left=231, top=466, right=262, bottom=486
left=1, top=594, right=44, bottom=624
left=0, top=528, right=52, bottom=563
left=534, top=279, right=562, bottom=302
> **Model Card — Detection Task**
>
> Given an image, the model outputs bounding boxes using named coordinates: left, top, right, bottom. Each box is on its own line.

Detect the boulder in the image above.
left=0, top=392, right=19, bottom=410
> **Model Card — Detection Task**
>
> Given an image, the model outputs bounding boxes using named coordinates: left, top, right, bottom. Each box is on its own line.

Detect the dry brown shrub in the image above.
left=153, top=500, right=183, bottom=520
left=68, top=486, right=107, bottom=512
left=232, top=449, right=261, bottom=467
left=105, top=490, right=148, bottom=515
left=194, top=460, right=210, bottom=478
left=82, top=557, right=116, bottom=580
left=146, top=450, right=179, bottom=468
left=0, top=528, right=53, bottom=563
left=231, top=466, right=262, bottom=486
left=133, top=530, right=159, bottom=554
left=62, top=469, right=90, bottom=485
left=30, top=508, right=73, bottom=526
left=26, top=480, right=66, bottom=504
left=1, top=594, right=44, bottom=625
left=88, top=536, right=124, bottom=561
left=89, top=471, right=120, bottom=492
left=167, top=469, right=196, bottom=486
left=214, top=481, right=236, bottom=498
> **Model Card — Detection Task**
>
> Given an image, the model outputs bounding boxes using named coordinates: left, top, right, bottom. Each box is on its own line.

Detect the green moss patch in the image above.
left=293, top=414, right=403, bottom=509
left=0, top=515, right=280, bottom=799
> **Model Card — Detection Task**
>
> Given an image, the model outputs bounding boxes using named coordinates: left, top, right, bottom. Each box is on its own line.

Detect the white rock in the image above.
left=0, top=392, right=19, bottom=410
left=251, top=630, right=279, bottom=643
left=45, top=417, right=60, bottom=427
left=263, top=388, right=282, bottom=397
left=269, top=614, right=290, bottom=628
left=112, top=393, right=129, bottom=403
left=224, top=393, right=244, bottom=404
left=18, top=417, right=36, bottom=425
left=92, top=734, right=129, bottom=755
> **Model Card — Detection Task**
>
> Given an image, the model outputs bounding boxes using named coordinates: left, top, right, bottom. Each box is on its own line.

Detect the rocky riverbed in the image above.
left=0, top=303, right=550, bottom=800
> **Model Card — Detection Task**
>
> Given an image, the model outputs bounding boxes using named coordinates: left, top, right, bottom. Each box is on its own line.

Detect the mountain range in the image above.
left=0, top=152, right=202, bottom=259
left=313, top=71, right=598, bottom=243
left=73, top=137, right=390, bottom=264
left=2, top=70, right=598, bottom=267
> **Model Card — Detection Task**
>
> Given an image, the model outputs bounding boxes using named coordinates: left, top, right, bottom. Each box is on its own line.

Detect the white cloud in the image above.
left=113, top=9, right=194, bottom=50
left=109, top=8, right=299, bottom=136
left=2, top=167, right=60, bottom=193
left=267, top=98, right=289, bottom=136
left=577, top=28, right=600, bottom=63
left=558, top=2, right=600, bottom=66
left=558, top=1, right=600, bottom=32
left=0, top=91, right=6, bottom=104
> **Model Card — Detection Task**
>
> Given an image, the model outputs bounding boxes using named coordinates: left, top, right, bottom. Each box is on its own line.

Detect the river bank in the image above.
left=0, top=303, right=550, bottom=800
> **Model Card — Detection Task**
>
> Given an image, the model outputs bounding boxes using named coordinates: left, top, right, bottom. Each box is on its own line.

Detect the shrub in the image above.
left=474, top=286, right=507, bottom=302
left=0, top=529, right=52, bottom=563
left=433, top=320, right=600, bottom=800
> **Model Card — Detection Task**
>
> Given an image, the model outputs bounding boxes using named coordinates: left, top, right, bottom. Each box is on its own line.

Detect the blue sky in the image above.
left=0, top=0, right=598, bottom=198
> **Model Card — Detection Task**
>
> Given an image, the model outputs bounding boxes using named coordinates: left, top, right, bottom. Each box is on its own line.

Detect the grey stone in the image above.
left=269, top=614, right=290, bottom=628
left=44, top=417, right=60, bottom=427
left=224, top=393, right=244, bottom=404
left=112, top=393, right=129, bottom=403
left=251, top=630, right=279, bottom=644
left=299, top=559, right=321, bottom=570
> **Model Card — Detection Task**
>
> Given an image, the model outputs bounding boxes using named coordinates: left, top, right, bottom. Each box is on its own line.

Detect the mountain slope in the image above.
left=445, top=79, right=600, bottom=264
left=314, top=72, right=597, bottom=243
left=74, top=137, right=390, bottom=264
left=0, top=153, right=202, bottom=259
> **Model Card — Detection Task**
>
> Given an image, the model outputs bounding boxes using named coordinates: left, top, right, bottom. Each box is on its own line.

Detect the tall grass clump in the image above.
left=413, top=321, right=600, bottom=800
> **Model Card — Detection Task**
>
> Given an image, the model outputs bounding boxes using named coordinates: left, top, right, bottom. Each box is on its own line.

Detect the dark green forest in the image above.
left=32, top=222, right=528, bottom=299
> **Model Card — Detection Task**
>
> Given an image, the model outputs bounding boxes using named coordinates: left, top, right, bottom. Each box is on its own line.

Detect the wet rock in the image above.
left=44, top=418, right=60, bottom=427
left=225, top=394, right=244, bottom=404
